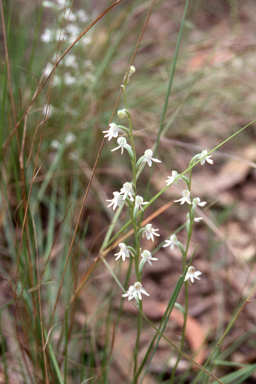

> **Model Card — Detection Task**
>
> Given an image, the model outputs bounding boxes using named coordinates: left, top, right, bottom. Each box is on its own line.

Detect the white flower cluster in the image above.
left=105, top=68, right=211, bottom=303
left=162, top=149, right=214, bottom=283
left=103, top=123, right=161, bottom=169
left=103, top=80, right=164, bottom=301
left=41, top=3, right=94, bottom=87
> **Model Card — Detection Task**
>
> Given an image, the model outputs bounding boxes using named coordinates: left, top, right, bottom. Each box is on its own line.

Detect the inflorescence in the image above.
left=103, top=66, right=213, bottom=301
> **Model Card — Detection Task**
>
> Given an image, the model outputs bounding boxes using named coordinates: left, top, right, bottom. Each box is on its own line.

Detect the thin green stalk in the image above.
left=170, top=168, right=193, bottom=382
left=27, top=2, right=43, bottom=72
left=137, top=257, right=195, bottom=384
left=194, top=284, right=256, bottom=384
left=44, top=327, right=65, bottom=384
left=123, top=86, right=137, bottom=187
left=138, top=308, right=224, bottom=384
left=170, top=283, right=189, bottom=384
left=64, top=307, right=68, bottom=384
left=155, top=0, right=189, bottom=153
left=0, top=315, right=8, bottom=384
left=134, top=300, right=142, bottom=383
left=123, top=85, right=141, bottom=282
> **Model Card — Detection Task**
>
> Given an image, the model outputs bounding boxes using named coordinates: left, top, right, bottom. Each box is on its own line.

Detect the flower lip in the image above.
left=184, top=266, right=202, bottom=283
left=114, top=243, right=132, bottom=261
left=103, top=123, right=119, bottom=141
left=142, top=224, right=160, bottom=242
left=165, top=170, right=181, bottom=186
left=174, top=190, right=191, bottom=205
left=122, top=281, right=149, bottom=300
left=199, top=150, right=213, bottom=165
left=106, top=191, right=123, bottom=210
left=111, top=137, right=131, bottom=154
left=143, top=149, right=161, bottom=167
left=135, top=195, right=148, bottom=211
left=193, top=197, right=207, bottom=207
left=141, top=250, right=158, bottom=265
left=163, top=234, right=179, bottom=250
left=120, top=182, right=135, bottom=202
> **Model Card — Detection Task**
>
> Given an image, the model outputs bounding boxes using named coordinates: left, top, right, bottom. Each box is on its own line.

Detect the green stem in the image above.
left=123, top=86, right=140, bottom=281
left=134, top=300, right=142, bottom=383
left=155, top=0, right=190, bottom=153
left=123, top=87, right=137, bottom=186
left=170, top=169, right=193, bottom=382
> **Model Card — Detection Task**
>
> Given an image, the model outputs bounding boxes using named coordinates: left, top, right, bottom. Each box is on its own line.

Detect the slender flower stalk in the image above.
left=103, top=65, right=212, bottom=383
left=169, top=148, right=212, bottom=380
